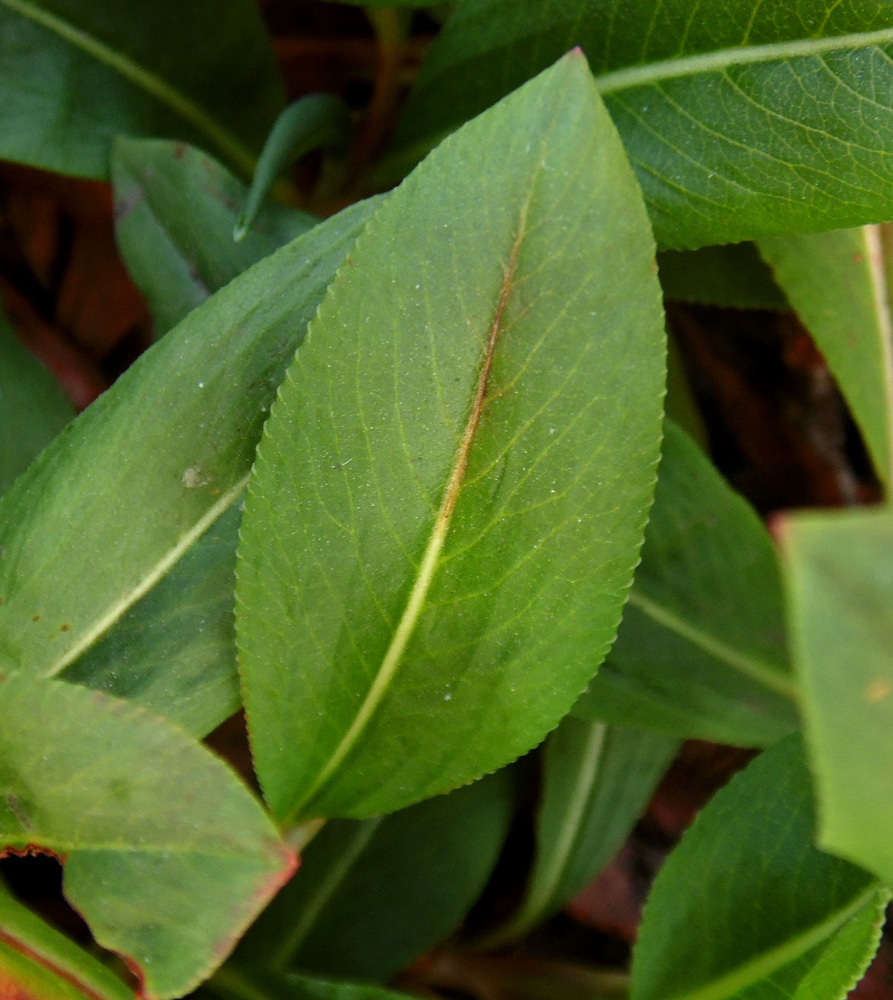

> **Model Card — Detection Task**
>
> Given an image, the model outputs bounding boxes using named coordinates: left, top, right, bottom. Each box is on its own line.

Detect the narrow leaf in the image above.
left=236, top=52, right=666, bottom=821
left=491, top=718, right=677, bottom=944
left=236, top=772, right=515, bottom=982
left=235, top=96, right=352, bottom=240
left=758, top=225, right=893, bottom=486
left=0, top=673, right=296, bottom=1000
left=631, top=735, right=888, bottom=1000
left=0, top=314, right=72, bottom=494
left=393, top=0, right=893, bottom=249
left=576, top=421, right=799, bottom=747
left=0, top=200, right=375, bottom=687
left=0, top=0, right=285, bottom=179
left=113, top=138, right=317, bottom=335
left=658, top=244, right=787, bottom=310
left=780, top=505, right=893, bottom=887
left=0, top=878, right=133, bottom=1000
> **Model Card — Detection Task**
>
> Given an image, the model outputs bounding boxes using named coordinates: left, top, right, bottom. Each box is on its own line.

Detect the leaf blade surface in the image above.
left=630, top=735, right=887, bottom=1000
left=394, top=0, right=893, bottom=249
left=237, top=53, right=667, bottom=821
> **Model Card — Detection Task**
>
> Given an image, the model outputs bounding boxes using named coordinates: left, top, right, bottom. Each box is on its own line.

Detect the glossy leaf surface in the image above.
left=758, top=225, right=893, bottom=486
left=0, top=314, right=72, bottom=495
left=0, top=673, right=295, bottom=1000
left=237, top=53, right=666, bottom=821
left=112, top=138, right=316, bottom=335
left=493, top=718, right=677, bottom=943
left=658, top=244, right=787, bottom=310
left=576, top=421, right=798, bottom=747
left=0, top=878, right=133, bottom=1000
left=781, top=506, right=893, bottom=887
left=0, top=201, right=373, bottom=689
left=237, top=772, right=514, bottom=982
left=631, top=736, right=887, bottom=1000
left=395, top=0, right=893, bottom=249
left=0, top=0, right=285, bottom=179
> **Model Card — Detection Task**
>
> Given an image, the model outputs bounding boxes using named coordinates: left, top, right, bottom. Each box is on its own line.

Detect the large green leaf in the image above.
left=575, top=421, right=799, bottom=747
left=112, top=138, right=317, bottom=336
left=236, top=53, right=666, bottom=822
left=0, top=878, right=133, bottom=1000
left=758, top=225, right=893, bottom=486
left=631, top=736, right=888, bottom=1000
left=489, top=718, right=677, bottom=944
left=780, top=505, right=893, bottom=887
left=392, top=0, right=893, bottom=249
left=0, top=0, right=285, bottom=179
left=0, top=313, right=72, bottom=495
left=0, top=673, right=295, bottom=1000
left=0, top=201, right=374, bottom=695
left=236, top=771, right=514, bottom=982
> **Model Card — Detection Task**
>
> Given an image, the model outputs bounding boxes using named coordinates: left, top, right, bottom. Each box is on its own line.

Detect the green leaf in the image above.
left=112, top=138, right=317, bottom=336
left=235, top=97, right=352, bottom=241
left=393, top=0, right=893, bottom=249
left=658, top=244, right=787, bottom=310
left=0, top=0, right=286, bottom=179
left=489, top=718, right=677, bottom=944
left=62, top=504, right=241, bottom=738
left=630, top=735, right=888, bottom=1000
left=208, top=967, right=411, bottom=1000
left=236, top=771, right=515, bottom=982
left=0, top=313, right=72, bottom=495
left=779, top=504, right=893, bottom=887
left=0, top=200, right=375, bottom=691
left=236, top=52, right=666, bottom=821
left=0, top=673, right=295, bottom=1000
left=758, top=225, right=893, bottom=486
left=0, top=878, right=133, bottom=1000
left=575, top=421, right=799, bottom=747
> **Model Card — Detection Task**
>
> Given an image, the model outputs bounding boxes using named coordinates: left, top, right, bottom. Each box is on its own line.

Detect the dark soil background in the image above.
left=1, top=4, right=890, bottom=998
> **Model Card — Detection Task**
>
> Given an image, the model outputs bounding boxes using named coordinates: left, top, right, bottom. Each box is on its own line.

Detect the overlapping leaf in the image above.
left=489, top=718, right=677, bottom=944
left=0, top=673, right=295, bottom=1000
left=236, top=772, right=514, bottom=982
left=236, top=53, right=666, bottom=822
left=112, top=138, right=316, bottom=335
left=576, top=421, right=799, bottom=747
left=0, top=0, right=285, bottom=179
left=0, top=201, right=374, bottom=716
left=0, top=877, right=133, bottom=1000
left=759, top=225, right=893, bottom=486
left=780, top=506, right=893, bottom=887
left=631, top=736, right=888, bottom=1000
left=393, top=0, right=893, bottom=249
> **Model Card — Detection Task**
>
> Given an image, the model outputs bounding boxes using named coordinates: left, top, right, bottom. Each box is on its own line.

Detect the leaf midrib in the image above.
left=594, top=25, right=893, bottom=94
left=626, top=589, right=799, bottom=700
left=0, top=0, right=257, bottom=175
left=46, top=476, right=249, bottom=678
left=289, top=198, right=533, bottom=820
left=656, top=883, right=882, bottom=1000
